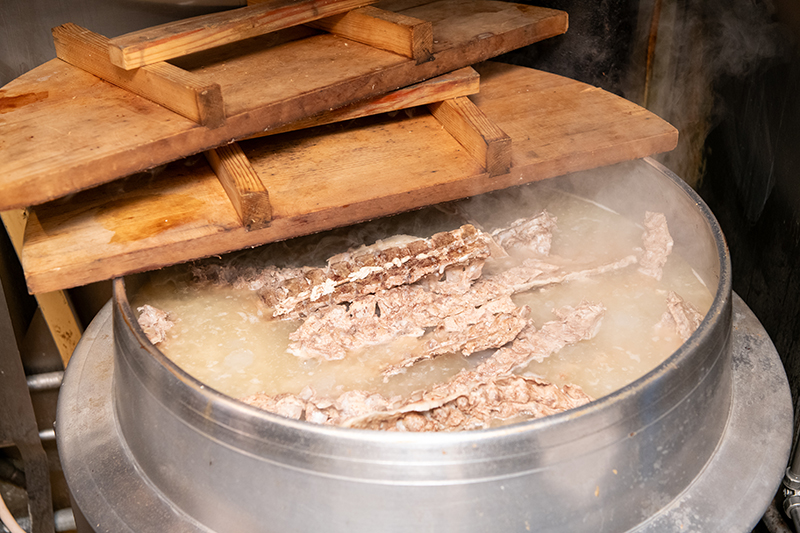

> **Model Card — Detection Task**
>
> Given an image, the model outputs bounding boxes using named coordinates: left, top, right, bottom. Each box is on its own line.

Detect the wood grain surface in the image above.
left=21, top=62, right=678, bottom=294
left=205, top=142, right=273, bottom=230
left=303, top=6, right=433, bottom=62
left=0, top=210, right=82, bottom=364
left=108, top=0, right=378, bottom=69
left=428, top=96, right=511, bottom=176
left=0, top=0, right=567, bottom=211
left=53, top=23, right=225, bottom=127
left=245, top=66, right=479, bottom=138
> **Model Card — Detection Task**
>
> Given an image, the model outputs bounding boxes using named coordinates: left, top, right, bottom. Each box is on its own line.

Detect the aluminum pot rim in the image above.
left=113, top=157, right=732, bottom=446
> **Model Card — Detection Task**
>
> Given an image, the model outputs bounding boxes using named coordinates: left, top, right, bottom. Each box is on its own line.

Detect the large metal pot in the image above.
left=58, top=158, right=791, bottom=532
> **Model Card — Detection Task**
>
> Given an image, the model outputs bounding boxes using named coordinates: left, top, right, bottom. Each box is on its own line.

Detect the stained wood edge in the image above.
left=53, top=23, right=225, bottom=128
left=108, top=0, right=378, bottom=69
left=21, top=125, right=678, bottom=296
left=428, top=97, right=512, bottom=176
left=21, top=144, right=680, bottom=295
left=1, top=210, right=82, bottom=365
left=19, top=63, right=680, bottom=294
left=245, top=66, right=480, bottom=139
left=1, top=3, right=569, bottom=212
left=205, top=143, right=273, bottom=230
left=304, top=6, right=433, bottom=63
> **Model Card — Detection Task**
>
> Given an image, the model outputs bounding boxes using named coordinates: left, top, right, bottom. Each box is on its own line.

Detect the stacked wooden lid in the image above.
left=0, top=0, right=678, bottom=295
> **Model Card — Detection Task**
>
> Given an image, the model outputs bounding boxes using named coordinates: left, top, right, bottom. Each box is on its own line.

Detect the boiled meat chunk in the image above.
left=638, top=211, right=673, bottom=280
left=241, top=301, right=605, bottom=431
left=137, top=304, right=174, bottom=345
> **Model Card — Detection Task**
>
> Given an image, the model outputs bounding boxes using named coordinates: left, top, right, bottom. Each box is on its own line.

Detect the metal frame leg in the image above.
left=0, top=277, right=54, bottom=533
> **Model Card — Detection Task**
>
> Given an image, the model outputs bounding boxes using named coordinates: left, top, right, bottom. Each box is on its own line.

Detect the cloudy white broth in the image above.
left=131, top=182, right=713, bottom=427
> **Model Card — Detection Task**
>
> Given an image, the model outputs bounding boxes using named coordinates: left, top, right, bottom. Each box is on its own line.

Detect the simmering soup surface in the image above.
left=132, top=185, right=713, bottom=406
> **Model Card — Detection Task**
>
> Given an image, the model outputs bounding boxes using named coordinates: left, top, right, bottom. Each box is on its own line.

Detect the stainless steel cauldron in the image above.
left=57, top=158, right=792, bottom=532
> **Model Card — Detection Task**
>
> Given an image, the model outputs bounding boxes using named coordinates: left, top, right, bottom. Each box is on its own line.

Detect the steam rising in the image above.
left=505, top=0, right=788, bottom=192
left=636, top=0, right=787, bottom=189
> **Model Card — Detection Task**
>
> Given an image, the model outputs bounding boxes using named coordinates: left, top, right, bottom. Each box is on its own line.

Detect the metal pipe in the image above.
left=763, top=496, right=794, bottom=533
left=0, top=372, right=62, bottom=447
left=0, top=370, right=61, bottom=448
left=36, top=429, right=55, bottom=443
left=0, top=430, right=55, bottom=450
left=0, top=508, right=76, bottom=533
left=0, top=429, right=56, bottom=449
left=25, top=372, right=63, bottom=392
left=781, top=461, right=800, bottom=531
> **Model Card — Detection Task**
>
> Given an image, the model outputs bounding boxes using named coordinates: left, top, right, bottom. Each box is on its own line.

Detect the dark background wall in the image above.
left=504, top=0, right=800, bottom=422
left=699, top=40, right=800, bottom=435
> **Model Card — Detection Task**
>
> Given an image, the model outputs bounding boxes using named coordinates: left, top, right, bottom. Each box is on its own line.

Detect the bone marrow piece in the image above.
left=258, top=224, right=493, bottom=319
left=242, top=301, right=603, bottom=431
left=490, top=210, right=557, bottom=254
left=243, top=374, right=592, bottom=432
left=137, top=304, right=173, bottom=345
left=133, top=194, right=712, bottom=432
left=638, top=211, right=674, bottom=280
left=657, top=291, right=705, bottom=341
left=346, top=376, right=593, bottom=432
left=285, top=253, right=634, bottom=366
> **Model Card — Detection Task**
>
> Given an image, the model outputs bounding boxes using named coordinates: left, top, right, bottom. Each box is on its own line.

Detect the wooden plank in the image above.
left=428, top=96, right=511, bottom=176
left=1, top=210, right=82, bottom=366
left=374, top=0, right=434, bottom=10
left=247, top=1, right=433, bottom=62
left=108, top=0, right=379, bottom=70
left=20, top=63, right=679, bottom=294
left=307, top=6, right=433, bottom=63
left=246, top=66, right=479, bottom=138
left=0, top=1, right=568, bottom=211
left=205, top=143, right=272, bottom=230
left=53, top=23, right=224, bottom=127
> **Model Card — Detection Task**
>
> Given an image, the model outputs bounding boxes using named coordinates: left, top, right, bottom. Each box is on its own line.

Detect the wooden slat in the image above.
left=108, top=0, right=378, bottom=69
left=20, top=63, right=679, bottom=294
left=205, top=143, right=272, bottom=230
left=1, top=210, right=82, bottom=366
left=0, top=1, right=569, bottom=211
left=307, top=6, right=433, bottom=63
left=246, top=66, right=479, bottom=139
left=428, top=96, right=511, bottom=176
left=53, top=23, right=224, bottom=127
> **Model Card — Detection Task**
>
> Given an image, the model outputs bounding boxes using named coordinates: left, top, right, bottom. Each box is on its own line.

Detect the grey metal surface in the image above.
left=56, top=293, right=792, bottom=533
left=26, top=372, right=64, bottom=392
left=56, top=302, right=212, bottom=533
left=632, top=292, right=793, bottom=532
left=102, top=159, right=733, bottom=533
left=1, top=509, right=78, bottom=533
left=56, top=159, right=792, bottom=533
left=56, top=302, right=214, bottom=533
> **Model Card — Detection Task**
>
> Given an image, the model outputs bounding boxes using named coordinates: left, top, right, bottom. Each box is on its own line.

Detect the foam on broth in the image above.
left=131, top=185, right=713, bottom=403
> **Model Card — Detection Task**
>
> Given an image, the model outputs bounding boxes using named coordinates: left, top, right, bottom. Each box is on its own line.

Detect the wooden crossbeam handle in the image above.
left=245, top=66, right=480, bottom=139
left=306, top=6, right=433, bottom=63
left=205, top=143, right=273, bottom=231
left=109, top=0, right=378, bottom=70
left=1, top=209, right=82, bottom=366
left=428, top=97, right=512, bottom=176
left=53, top=23, right=225, bottom=128
left=247, top=1, right=433, bottom=63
